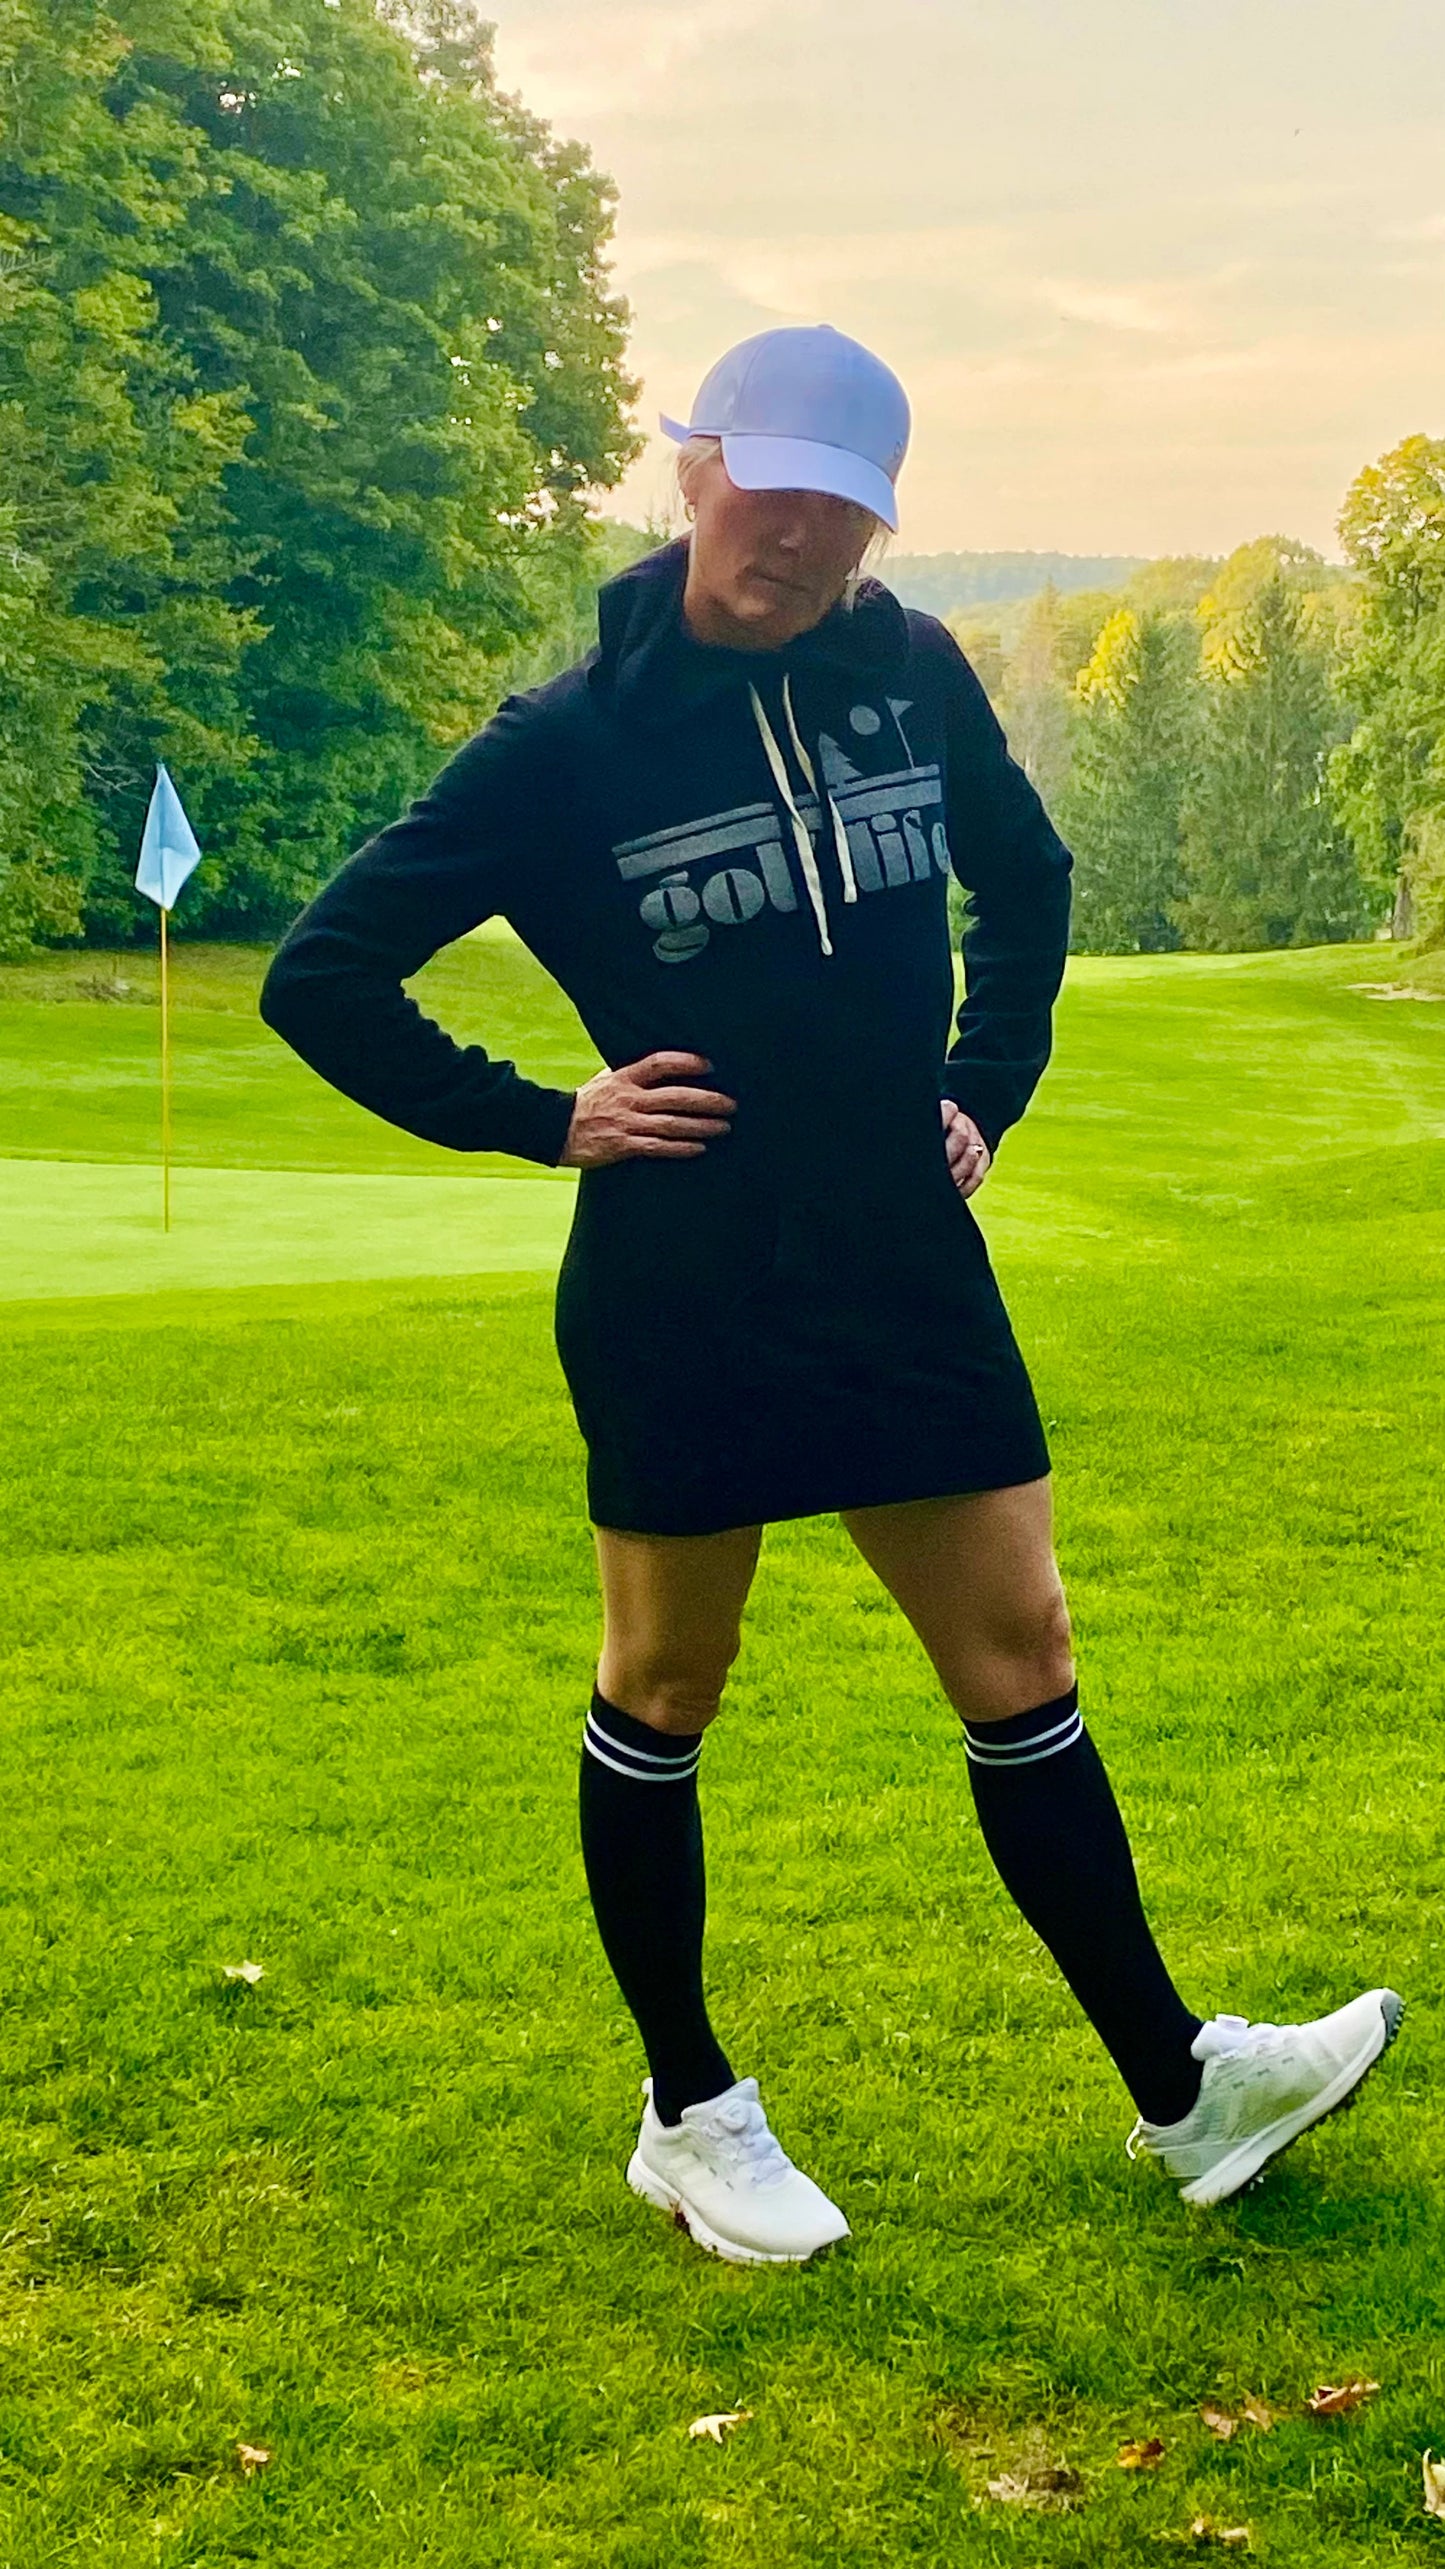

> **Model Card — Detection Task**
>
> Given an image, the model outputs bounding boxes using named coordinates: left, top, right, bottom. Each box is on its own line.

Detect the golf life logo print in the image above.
left=612, top=700, right=952, bottom=962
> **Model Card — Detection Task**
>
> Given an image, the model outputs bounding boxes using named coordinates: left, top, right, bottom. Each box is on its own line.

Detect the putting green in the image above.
left=0, top=1158, right=578, bottom=1300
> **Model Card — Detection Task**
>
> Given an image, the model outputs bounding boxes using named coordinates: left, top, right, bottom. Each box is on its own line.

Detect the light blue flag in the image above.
left=135, top=763, right=203, bottom=911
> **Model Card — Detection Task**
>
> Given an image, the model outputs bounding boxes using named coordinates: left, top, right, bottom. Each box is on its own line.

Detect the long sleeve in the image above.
left=935, top=634, right=1073, bottom=1154
left=259, top=702, right=579, bottom=1168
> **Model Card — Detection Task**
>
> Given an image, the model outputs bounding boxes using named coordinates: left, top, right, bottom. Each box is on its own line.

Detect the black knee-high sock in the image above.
left=964, top=1684, right=1204, bottom=2127
left=578, top=1685, right=735, bottom=2127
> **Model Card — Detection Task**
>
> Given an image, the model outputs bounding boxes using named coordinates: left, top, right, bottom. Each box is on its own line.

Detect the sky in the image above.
left=487, top=0, right=1445, bottom=561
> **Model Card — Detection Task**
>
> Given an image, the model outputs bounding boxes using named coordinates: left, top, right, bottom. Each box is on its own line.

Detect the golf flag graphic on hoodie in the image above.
left=135, top=763, right=203, bottom=912
left=134, top=764, right=203, bottom=1234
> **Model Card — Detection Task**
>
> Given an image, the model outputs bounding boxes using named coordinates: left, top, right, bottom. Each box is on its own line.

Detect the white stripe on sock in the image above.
left=581, top=1726, right=699, bottom=1788
left=582, top=1736, right=702, bottom=1783
left=584, top=1713, right=702, bottom=1769
left=964, top=1712, right=1083, bottom=1767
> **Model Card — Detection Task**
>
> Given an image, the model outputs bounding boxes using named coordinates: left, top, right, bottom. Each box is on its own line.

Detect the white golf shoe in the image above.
left=1127, top=1986, right=1405, bottom=2206
left=626, top=2075, right=850, bottom=2265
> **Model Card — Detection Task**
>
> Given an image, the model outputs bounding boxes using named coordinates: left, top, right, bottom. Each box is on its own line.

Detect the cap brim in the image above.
left=720, top=432, right=898, bottom=532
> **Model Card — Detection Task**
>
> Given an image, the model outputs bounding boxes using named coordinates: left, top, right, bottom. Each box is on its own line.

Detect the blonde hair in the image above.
left=675, top=434, right=891, bottom=606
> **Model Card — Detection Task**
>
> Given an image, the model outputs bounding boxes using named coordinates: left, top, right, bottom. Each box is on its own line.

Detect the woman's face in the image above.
left=681, top=446, right=879, bottom=651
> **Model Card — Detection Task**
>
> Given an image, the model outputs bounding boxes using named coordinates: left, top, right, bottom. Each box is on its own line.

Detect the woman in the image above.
left=261, top=324, right=1401, bottom=2267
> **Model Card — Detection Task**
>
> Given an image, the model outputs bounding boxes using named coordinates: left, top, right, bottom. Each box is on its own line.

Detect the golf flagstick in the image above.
left=134, top=764, right=204, bottom=1232
left=160, top=901, right=171, bottom=1230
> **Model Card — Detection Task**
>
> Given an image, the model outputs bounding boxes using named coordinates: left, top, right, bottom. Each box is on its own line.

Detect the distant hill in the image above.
left=886, top=551, right=1150, bottom=616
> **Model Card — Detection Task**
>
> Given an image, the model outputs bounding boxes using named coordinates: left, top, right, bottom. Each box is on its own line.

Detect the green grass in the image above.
left=1, top=934, right=1444, bottom=2564
left=0, top=1163, right=578, bottom=1300
left=0, top=929, right=597, bottom=1177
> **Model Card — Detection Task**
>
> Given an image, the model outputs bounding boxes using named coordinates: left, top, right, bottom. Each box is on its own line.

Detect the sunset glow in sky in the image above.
left=489, top=0, right=1445, bottom=559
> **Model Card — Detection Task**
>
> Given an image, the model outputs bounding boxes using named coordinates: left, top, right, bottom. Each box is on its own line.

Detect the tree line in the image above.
left=888, top=550, right=1148, bottom=617
left=0, top=0, right=640, bottom=955
left=950, top=439, right=1445, bottom=954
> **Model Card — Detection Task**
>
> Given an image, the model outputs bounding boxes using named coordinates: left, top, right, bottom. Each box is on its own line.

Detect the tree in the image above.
left=945, top=614, right=1006, bottom=705
left=1122, top=555, right=1220, bottom=616
left=1051, top=587, right=1120, bottom=687
left=1331, top=434, right=1445, bottom=940
left=1058, top=607, right=1200, bottom=952
left=0, top=0, right=639, bottom=944
left=1178, top=576, right=1366, bottom=951
left=1196, top=534, right=1350, bottom=663
left=0, top=0, right=260, bottom=949
left=998, top=583, right=1073, bottom=806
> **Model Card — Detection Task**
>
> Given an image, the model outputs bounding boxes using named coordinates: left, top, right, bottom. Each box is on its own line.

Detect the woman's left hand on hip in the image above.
left=940, top=1097, right=992, bottom=1198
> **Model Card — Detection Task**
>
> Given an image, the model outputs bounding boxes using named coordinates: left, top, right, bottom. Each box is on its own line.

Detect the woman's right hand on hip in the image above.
left=558, top=1052, right=737, bottom=1166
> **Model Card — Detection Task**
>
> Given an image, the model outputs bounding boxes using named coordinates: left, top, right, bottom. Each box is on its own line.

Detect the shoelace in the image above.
left=692, top=2088, right=793, bottom=2189
left=1193, top=2013, right=1293, bottom=2065
left=747, top=674, right=856, bottom=958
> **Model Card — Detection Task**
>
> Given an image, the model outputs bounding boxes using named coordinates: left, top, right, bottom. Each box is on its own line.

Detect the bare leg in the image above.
left=840, top=1478, right=1073, bottom=1724
left=595, top=1521, right=763, bottom=1733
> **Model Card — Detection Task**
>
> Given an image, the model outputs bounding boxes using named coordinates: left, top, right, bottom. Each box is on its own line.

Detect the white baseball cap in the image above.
left=660, top=325, right=909, bottom=533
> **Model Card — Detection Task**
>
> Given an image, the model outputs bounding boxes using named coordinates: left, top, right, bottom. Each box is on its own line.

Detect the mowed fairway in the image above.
left=1, top=933, right=1443, bottom=2567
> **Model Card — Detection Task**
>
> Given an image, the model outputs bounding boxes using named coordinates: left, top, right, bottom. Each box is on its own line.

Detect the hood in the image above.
left=589, top=538, right=915, bottom=961
left=590, top=536, right=911, bottom=732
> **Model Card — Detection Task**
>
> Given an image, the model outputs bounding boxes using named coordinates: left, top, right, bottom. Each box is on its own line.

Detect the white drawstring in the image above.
left=747, top=679, right=854, bottom=956
left=748, top=683, right=831, bottom=954
left=780, top=673, right=857, bottom=904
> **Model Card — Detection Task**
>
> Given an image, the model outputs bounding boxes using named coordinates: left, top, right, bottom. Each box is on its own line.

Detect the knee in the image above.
left=1031, top=1585, right=1075, bottom=1684
left=595, top=1658, right=729, bottom=1736
left=962, top=1583, right=1075, bottom=1723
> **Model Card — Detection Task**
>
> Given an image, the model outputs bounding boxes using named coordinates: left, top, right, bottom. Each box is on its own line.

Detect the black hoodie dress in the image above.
left=260, top=538, right=1073, bottom=1535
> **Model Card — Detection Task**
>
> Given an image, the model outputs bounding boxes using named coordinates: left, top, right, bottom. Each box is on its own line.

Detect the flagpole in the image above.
left=160, top=900, right=171, bottom=1234
left=135, top=763, right=202, bottom=1229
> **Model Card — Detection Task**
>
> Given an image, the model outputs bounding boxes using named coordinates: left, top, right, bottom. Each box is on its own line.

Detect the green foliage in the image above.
left=0, top=512, right=99, bottom=957
left=997, top=583, right=1074, bottom=803
left=1120, top=554, right=1220, bottom=616
left=0, top=0, right=639, bottom=945
left=1050, top=585, right=1124, bottom=686
left=1409, top=808, right=1445, bottom=946
left=1059, top=607, right=1199, bottom=952
left=1331, top=434, right=1445, bottom=936
left=981, top=534, right=1374, bottom=957
left=1179, top=577, right=1366, bottom=952
left=500, top=515, right=657, bottom=694
left=1197, top=535, right=1351, bottom=660
left=943, top=614, right=1005, bottom=702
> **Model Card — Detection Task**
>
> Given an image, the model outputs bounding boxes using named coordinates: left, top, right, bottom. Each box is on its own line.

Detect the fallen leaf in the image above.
left=687, top=2410, right=751, bottom=2445
left=983, top=2461, right=1083, bottom=2511
left=1423, top=2451, right=1445, bottom=2520
left=986, top=2472, right=1030, bottom=2503
left=1307, top=2379, right=1380, bottom=2419
left=1200, top=2403, right=1238, bottom=2440
left=222, top=1961, right=264, bottom=1986
left=1189, top=2515, right=1250, bottom=2548
left=1241, top=2395, right=1276, bottom=2431
left=1117, top=2436, right=1166, bottom=2470
left=235, top=2443, right=271, bottom=2475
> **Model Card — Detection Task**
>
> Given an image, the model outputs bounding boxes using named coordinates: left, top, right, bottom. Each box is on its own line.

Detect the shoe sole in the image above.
left=1180, top=1990, right=1406, bottom=2208
left=626, top=2151, right=849, bottom=2266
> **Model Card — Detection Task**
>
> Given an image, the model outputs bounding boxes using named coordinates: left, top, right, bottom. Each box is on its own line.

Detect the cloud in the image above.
left=1044, top=284, right=1175, bottom=336
left=491, top=0, right=1445, bottom=554
left=490, top=0, right=781, bottom=123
